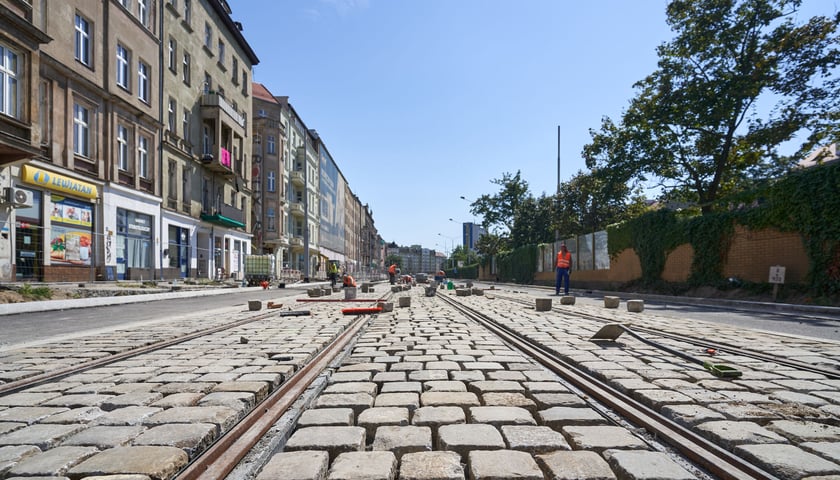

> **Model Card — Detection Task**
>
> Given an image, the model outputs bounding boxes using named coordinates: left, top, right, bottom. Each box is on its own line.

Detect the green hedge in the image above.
left=496, top=245, right=538, bottom=284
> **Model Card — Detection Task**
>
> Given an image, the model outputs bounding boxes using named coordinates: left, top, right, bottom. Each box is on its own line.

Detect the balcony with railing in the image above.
left=289, top=201, right=304, bottom=217
left=290, top=170, right=304, bottom=187
left=200, top=92, right=246, bottom=129
left=200, top=201, right=246, bottom=229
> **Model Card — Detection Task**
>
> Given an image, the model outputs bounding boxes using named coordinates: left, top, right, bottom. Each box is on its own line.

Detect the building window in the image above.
left=182, top=52, right=191, bottom=85
left=232, top=58, right=239, bottom=84
left=137, top=0, right=148, bottom=26
left=0, top=45, right=20, bottom=119
left=204, top=72, right=211, bottom=93
left=167, top=98, right=176, bottom=133
left=120, top=0, right=130, bottom=8
left=241, top=71, right=248, bottom=95
left=267, top=207, right=275, bottom=231
left=73, top=103, right=90, bottom=157
left=202, top=125, right=211, bottom=154
left=74, top=14, right=91, bottom=66
left=182, top=108, right=191, bottom=143
left=117, top=124, right=129, bottom=171
left=267, top=170, right=275, bottom=192
left=167, top=38, right=176, bottom=72
left=182, top=165, right=189, bottom=203
left=204, top=23, right=212, bottom=50
left=267, top=135, right=276, bottom=155
left=138, top=135, right=149, bottom=178
left=184, top=0, right=191, bottom=23
left=218, top=40, right=225, bottom=66
left=138, top=61, right=149, bottom=103
left=116, top=44, right=130, bottom=89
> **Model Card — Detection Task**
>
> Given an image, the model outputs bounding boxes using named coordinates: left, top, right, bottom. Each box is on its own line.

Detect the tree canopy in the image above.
left=583, top=0, right=839, bottom=213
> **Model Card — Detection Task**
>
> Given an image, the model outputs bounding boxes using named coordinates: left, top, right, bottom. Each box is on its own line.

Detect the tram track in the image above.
left=439, top=292, right=779, bottom=480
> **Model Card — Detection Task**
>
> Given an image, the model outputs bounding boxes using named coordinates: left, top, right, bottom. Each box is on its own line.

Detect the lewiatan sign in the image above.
left=20, top=165, right=99, bottom=199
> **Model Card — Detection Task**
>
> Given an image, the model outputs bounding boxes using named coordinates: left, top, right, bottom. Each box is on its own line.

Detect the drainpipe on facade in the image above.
left=157, top=0, right=165, bottom=282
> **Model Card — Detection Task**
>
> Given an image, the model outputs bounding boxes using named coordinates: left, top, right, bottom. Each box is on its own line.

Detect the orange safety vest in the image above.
left=343, top=275, right=356, bottom=287
left=388, top=265, right=397, bottom=275
left=556, top=251, right=571, bottom=269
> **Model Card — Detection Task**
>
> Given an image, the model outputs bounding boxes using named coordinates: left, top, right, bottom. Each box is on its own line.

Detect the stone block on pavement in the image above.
left=67, top=446, right=188, bottom=479
left=627, top=299, right=644, bottom=312
left=603, top=449, right=695, bottom=480
left=371, top=425, right=432, bottom=459
left=562, top=425, right=649, bottom=452
left=256, top=450, right=329, bottom=480
left=536, top=450, right=615, bottom=480
left=695, top=420, right=788, bottom=450
left=0, top=424, right=85, bottom=450
left=132, top=423, right=217, bottom=458
left=61, top=425, right=145, bottom=449
left=766, top=420, right=840, bottom=442
left=328, top=451, right=397, bottom=480
left=468, top=406, right=536, bottom=427
left=297, top=408, right=355, bottom=428
left=284, top=426, right=366, bottom=463
left=437, top=424, right=504, bottom=459
left=501, top=425, right=571, bottom=454
left=313, top=393, right=375, bottom=417
left=480, top=393, right=537, bottom=414
left=357, top=407, right=410, bottom=439
left=735, top=443, right=840, bottom=479
left=420, top=392, right=480, bottom=411
left=538, top=407, right=608, bottom=428
left=604, top=296, right=620, bottom=308
left=5, top=445, right=98, bottom=477
left=467, top=450, right=543, bottom=480
left=398, top=451, right=464, bottom=480
left=560, top=295, right=575, bottom=305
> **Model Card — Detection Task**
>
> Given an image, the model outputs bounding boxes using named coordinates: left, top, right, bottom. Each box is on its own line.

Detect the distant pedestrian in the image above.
left=388, top=264, right=397, bottom=284
left=555, top=243, right=572, bottom=295
left=328, top=261, right=339, bottom=287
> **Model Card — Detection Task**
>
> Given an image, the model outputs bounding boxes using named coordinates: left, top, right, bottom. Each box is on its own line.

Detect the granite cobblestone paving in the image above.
left=0, top=299, right=354, bottom=478
left=262, top=286, right=840, bottom=480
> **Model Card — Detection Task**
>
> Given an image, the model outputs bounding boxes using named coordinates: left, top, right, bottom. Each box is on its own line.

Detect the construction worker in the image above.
left=555, top=243, right=572, bottom=295
left=388, top=264, right=397, bottom=284
left=328, top=261, right=339, bottom=287
left=343, top=274, right=357, bottom=288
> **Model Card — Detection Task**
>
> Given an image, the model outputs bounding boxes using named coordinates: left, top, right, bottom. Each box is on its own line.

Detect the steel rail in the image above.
left=495, top=292, right=840, bottom=380
left=176, top=314, right=371, bottom=480
left=441, top=294, right=779, bottom=480
left=0, top=310, right=281, bottom=395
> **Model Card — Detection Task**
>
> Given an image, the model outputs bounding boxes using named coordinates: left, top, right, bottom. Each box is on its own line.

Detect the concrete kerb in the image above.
left=0, top=281, right=327, bottom=316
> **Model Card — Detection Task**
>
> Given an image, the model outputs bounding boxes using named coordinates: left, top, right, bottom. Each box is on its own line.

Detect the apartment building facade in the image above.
left=251, top=83, right=287, bottom=260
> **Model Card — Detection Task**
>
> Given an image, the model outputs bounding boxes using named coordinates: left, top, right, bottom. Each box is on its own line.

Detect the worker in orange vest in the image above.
left=343, top=274, right=357, bottom=288
left=388, top=264, right=397, bottom=284
left=555, top=243, right=572, bottom=295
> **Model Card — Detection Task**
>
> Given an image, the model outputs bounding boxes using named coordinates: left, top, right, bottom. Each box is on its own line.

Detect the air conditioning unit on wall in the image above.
left=5, top=187, right=33, bottom=208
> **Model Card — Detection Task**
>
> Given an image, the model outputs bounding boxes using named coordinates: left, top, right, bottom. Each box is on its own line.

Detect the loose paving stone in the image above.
left=328, top=451, right=397, bottom=480
left=411, top=407, right=466, bottom=434
left=67, top=446, right=188, bottom=479
left=357, top=408, right=410, bottom=439
left=419, top=392, right=480, bottom=411
left=538, top=407, right=608, bottom=428
left=0, top=445, right=41, bottom=475
left=562, top=425, right=649, bottom=452
left=500, top=425, right=571, bottom=453
left=423, top=381, right=466, bottom=392
left=285, top=426, right=366, bottom=462
left=661, top=404, right=727, bottom=427
left=735, top=443, right=840, bottom=479
left=298, top=408, right=355, bottom=428
left=40, top=407, right=105, bottom=425
left=331, top=372, right=374, bottom=383
left=536, top=450, right=616, bottom=480
left=371, top=426, right=432, bottom=459
left=0, top=393, right=62, bottom=407
left=449, top=371, right=484, bottom=382
left=132, top=423, right=217, bottom=458
left=398, top=451, right=464, bottom=480
left=256, top=450, right=329, bottom=480
left=153, top=382, right=216, bottom=395
left=706, top=402, right=783, bottom=423
left=801, top=442, right=840, bottom=463
left=696, top=420, right=788, bottom=449
left=374, top=393, right=420, bottom=412
left=0, top=407, right=69, bottom=425
left=0, top=424, right=85, bottom=450
left=633, top=389, right=695, bottom=409
left=149, top=393, right=203, bottom=408
left=467, top=450, right=542, bottom=480
left=92, top=406, right=162, bottom=426
left=467, top=381, right=524, bottom=395
left=61, top=425, right=145, bottom=448
left=372, top=372, right=406, bottom=383
left=144, top=406, right=240, bottom=433
left=380, top=382, right=422, bottom=394
left=468, top=407, right=536, bottom=427
left=198, top=391, right=256, bottom=411
left=767, top=420, right=840, bottom=443
left=530, top=393, right=587, bottom=409
left=480, top=393, right=537, bottom=414
left=324, top=382, right=379, bottom=396
left=408, top=371, right=449, bottom=382
left=603, top=449, right=695, bottom=480
left=437, top=424, right=504, bottom=459
left=770, top=391, right=829, bottom=407
left=6, top=446, right=99, bottom=477
left=315, top=393, right=375, bottom=417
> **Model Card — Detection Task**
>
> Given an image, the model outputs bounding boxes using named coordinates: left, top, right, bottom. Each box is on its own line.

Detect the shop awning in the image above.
left=201, top=212, right=246, bottom=229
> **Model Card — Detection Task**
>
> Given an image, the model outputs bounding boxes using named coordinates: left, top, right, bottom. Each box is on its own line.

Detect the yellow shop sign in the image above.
left=21, top=165, right=98, bottom=199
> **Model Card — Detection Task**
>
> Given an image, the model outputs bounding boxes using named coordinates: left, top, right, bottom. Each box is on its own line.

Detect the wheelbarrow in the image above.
left=590, top=323, right=741, bottom=378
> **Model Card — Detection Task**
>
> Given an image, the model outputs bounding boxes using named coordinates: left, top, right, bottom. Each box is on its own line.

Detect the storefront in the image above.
left=17, top=165, right=99, bottom=282
left=115, top=208, right=153, bottom=280
left=167, top=224, right=190, bottom=277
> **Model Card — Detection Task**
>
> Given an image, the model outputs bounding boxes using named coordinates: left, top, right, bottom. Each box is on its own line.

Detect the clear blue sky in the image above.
left=230, top=0, right=835, bottom=254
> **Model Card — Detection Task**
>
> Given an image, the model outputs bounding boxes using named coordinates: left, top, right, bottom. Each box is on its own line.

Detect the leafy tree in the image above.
left=555, top=170, right=648, bottom=237
left=583, top=0, right=840, bottom=214
left=470, top=171, right=531, bottom=235
left=510, top=194, right=556, bottom=248
left=474, top=232, right=506, bottom=262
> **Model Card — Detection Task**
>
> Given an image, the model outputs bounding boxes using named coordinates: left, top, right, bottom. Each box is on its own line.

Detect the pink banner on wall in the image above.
left=220, top=148, right=231, bottom=168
